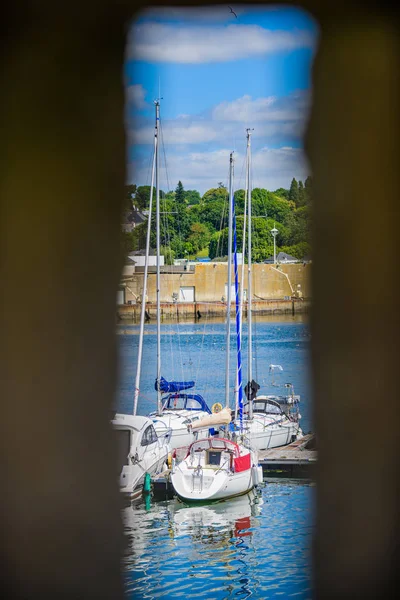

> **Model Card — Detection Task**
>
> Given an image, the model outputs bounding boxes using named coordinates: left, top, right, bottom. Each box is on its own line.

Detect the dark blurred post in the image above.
left=306, top=13, right=400, bottom=599
left=0, top=3, right=132, bottom=599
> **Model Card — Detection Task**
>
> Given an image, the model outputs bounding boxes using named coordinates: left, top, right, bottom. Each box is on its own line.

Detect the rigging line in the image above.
left=157, top=121, right=178, bottom=383
left=159, top=128, right=187, bottom=385
left=159, top=121, right=171, bottom=193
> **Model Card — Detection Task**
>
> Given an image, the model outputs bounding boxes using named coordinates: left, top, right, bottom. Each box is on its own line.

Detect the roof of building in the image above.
left=265, top=251, right=299, bottom=263
left=127, top=249, right=156, bottom=256
left=122, top=209, right=147, bottom=226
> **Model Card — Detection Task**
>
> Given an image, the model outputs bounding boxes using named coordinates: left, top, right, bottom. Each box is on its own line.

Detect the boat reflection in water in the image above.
left=122, top=490, right=263, bottom=599
left=123, top=481, right=313, bottom=599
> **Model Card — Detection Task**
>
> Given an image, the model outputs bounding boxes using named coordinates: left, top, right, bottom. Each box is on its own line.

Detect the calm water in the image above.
left=123, top=482, right=314, bottom=599
left=116, top=315, right=314, bottom=599
left=116, top=314, right=312, bottom=434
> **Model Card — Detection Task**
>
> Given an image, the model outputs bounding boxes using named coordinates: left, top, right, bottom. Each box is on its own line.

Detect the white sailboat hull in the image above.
left=170, top=438, right=260, bottom=503
left=119, top=452, right=167, bottom=496
left=172, top=466, right=256, bottom=502
left=238, top=416, right=302, bottom=451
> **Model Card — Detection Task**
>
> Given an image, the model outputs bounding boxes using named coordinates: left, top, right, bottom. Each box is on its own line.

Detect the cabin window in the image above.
left=186, top=398, right=201, bottom=409
left=169, top=395, right=185, bottom=410
left=265, top=403, right=281, bottom=414
left=141, top=425, right=158, bottom=446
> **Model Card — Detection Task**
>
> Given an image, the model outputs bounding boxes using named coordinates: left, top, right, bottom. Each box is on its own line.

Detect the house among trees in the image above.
left=121, top=206, right=146, bottom=233
left=264, top=251, right=299, bottom=264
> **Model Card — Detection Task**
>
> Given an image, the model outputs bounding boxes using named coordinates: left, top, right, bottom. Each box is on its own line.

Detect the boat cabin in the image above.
left=244, top=398, right=284, bottom=416
left=162, top=393, right=211, bottom=413
left=112, top=414, right=170, bottom=472
left=186, top=437, right=251, bottom=473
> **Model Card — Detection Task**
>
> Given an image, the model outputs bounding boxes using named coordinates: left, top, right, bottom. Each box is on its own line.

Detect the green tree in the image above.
left=288, top=178, right=299, bottom=206
left=278, top=242, right=311, bottom=260
left=188, top=222, right=211, bottom=253
left=160, top=245, right=175, bottom=265
left=135, top=185, right=165, bottom=210
left=273, top=187, right=289, bottom=200
left=185, top=190, right=201, bottom=205
left=175, top=181, right=186, bottom=206
left=199, top=187, right=228, bottom=233
left=282, top=205, right=311, bottom=246
left=298, top=180, right=306, bottom=207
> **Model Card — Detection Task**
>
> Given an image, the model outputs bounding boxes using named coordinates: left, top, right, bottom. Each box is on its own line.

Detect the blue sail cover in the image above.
left=156, top=376, right=195, bottom=393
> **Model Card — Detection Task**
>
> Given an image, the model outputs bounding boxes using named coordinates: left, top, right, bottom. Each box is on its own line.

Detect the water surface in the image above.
left=123, top=481, right=314, bottom=599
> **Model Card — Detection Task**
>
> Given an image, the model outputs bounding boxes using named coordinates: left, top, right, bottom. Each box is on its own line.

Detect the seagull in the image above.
left=228, top=6, right=237, bottom=18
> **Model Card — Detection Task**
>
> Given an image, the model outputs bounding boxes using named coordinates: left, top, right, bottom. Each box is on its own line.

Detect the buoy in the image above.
left=143, top=472, right=151, bottom=494
left=211, top=402, right=223, bottom=414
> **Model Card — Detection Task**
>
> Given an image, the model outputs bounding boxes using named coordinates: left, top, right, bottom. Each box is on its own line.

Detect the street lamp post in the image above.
left=271, top=224, right=278, bottom=264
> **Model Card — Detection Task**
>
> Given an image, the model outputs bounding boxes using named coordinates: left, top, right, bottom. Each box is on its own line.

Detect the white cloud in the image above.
left=212, top=91, right=311, bottom=123
left=127, top=23, right=314, bottom=64
left=126, top=84, right=147, bottom=109
left=127, top=90, right=311, bottom=147
left=130, top=122, right=218, bottom=145
left=128, top=146, right=310, bottom=195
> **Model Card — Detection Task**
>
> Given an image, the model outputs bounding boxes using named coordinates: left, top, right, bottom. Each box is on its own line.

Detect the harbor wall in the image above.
left=120, top=262, right=311, bottom=305
left=117, top=298, right=311, bottom=322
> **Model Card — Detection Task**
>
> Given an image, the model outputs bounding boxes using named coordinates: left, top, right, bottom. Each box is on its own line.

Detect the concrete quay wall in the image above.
left=117, top=298, right=311, bottom=322
left=120, top=262, right=311, bottom=305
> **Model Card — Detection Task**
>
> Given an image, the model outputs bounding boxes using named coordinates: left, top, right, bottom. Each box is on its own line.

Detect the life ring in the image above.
left=211, top=402, right=223, bottom=414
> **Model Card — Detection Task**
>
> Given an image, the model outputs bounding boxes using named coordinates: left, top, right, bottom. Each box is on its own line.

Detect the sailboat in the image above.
left=234, top=129, right=303, bottom=450
left=131, top=99, right=212, bottom=451
left=170, top=152, right=262, bottom=503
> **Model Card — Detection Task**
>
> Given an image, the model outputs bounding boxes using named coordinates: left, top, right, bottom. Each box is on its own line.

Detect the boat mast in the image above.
left=132, top=106, right=157, bottom=416
left=247, top=128, right=254, bottom=420
left=225, top=152, right=234, bottom=409
left=155, top=100, right=162, bottom=415
left=233, top=168, right=244, bottom=430
left=239, top=132, right=250, bottom=333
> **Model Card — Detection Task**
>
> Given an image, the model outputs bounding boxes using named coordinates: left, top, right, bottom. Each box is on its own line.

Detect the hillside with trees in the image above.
left=122, top=177, right=312, bottom=264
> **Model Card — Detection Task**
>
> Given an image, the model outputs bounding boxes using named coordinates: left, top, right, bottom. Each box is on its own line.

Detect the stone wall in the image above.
left=122, top=262, right=311, bottom=304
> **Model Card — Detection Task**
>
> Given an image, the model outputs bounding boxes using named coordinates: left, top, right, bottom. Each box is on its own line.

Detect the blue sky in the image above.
left=125, top=5, right=318, bottom=194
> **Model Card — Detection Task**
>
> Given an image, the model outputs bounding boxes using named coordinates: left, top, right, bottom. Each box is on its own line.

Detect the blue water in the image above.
left=115, top=315, right=313, bottom=434
left=116, top=315, right=314, bottom=598
left=123, top=482, right=314, bottom=599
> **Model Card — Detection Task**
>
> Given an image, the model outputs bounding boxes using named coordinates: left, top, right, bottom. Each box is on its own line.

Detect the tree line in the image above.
left=122, top=177, right=312, bottom=263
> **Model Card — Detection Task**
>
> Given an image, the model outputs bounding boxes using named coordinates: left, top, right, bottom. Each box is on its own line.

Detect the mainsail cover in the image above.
left=156, top=376, right=195, bottom=393
left=190, top=407, right=232, bottom=429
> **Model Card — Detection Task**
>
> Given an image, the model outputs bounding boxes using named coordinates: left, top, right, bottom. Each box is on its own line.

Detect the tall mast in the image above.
left=155, top=100, right=162, bottom=415
left=247, top=128, right=254, bottom=420
left=239, top=132, right=250, bottom=332
left=225, top=152, right=234, bottom=409
left=233, top=168, right=244, bottom=430
left=236, top=132, right=250, bottom=419
left=132, top=108, right=157, bottom=416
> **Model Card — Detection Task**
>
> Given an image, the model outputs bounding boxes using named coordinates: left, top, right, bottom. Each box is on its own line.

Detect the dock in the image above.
left=258, top=433, right=316, bottom=478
